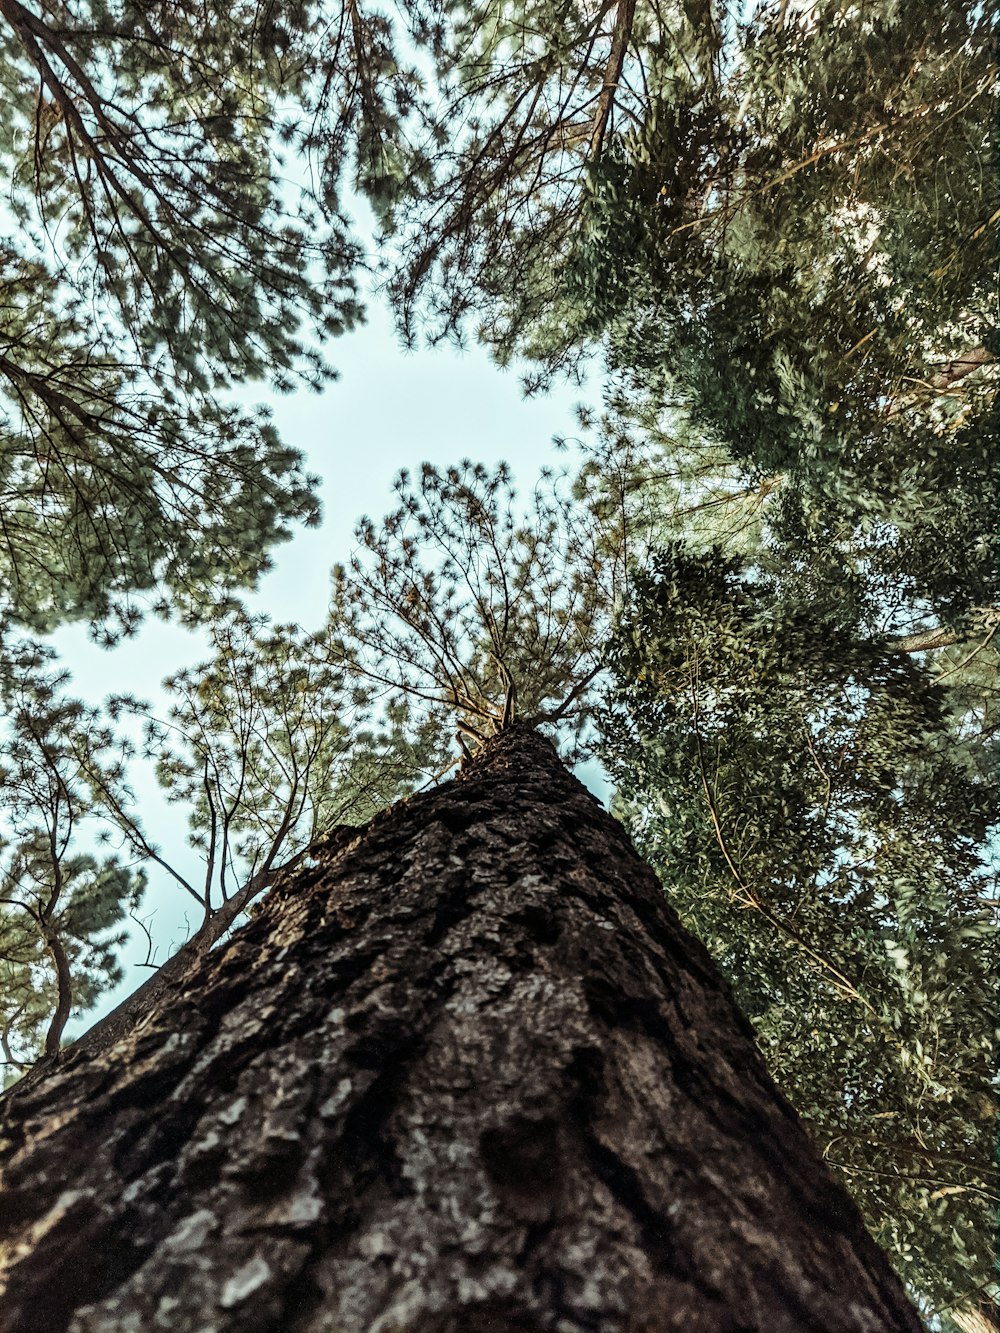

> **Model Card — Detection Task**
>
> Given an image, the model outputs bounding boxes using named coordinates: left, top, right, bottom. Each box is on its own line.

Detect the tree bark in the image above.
left=952, top=1304, right=999, bottom=1333
left=0, top=726, right=923, bottom=1332
left=4, top=862, right=284, bottom=1102
left=55, top=857, right=293, bottom=1072
left=927, top=344, right=995, bottom=390
left=587, top=0, right=636, bottom=160
left=40, top=923, right=74, bottom=1060
left=892, top=605, right=999, bottom=654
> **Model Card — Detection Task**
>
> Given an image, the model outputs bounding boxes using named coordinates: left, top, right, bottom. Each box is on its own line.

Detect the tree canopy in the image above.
left=601, top=544, right=997, bottom=1320
left=326, top=459, right=629, bottom=752
left=0, top=637, right=144, bottom=1077
left=0, top=0, right=995, bottom=1325
left=0, top=0, right=427, bottom=633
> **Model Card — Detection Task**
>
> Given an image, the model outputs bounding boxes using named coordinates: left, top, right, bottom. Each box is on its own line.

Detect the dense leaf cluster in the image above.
left=0, top=638, right=143, bottom=1077
left=602, top=547, right=997, bottom=1317
left=0, top=0, right=435, bottom=633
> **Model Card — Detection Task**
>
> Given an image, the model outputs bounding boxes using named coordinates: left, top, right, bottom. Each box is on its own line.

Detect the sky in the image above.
left=51, top=293, right=609, bottom=1033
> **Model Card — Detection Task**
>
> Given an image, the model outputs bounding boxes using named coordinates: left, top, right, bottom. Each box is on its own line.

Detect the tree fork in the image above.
left=0, top=726, right=922, bottom=1331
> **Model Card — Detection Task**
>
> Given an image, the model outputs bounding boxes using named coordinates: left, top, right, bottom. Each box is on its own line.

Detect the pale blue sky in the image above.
left=52, top=294, right=607, bottom=1030
left=57, top=298, right=598, bottom=665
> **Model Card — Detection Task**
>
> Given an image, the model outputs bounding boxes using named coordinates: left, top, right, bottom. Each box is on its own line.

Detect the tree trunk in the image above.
left=58, top=857, right=292, bottom=1072
left=928, top=344, right=995, bottom=390
left=40, top=923, right=74, bottom=1059
left=0, top=726, right=922, bottom=1332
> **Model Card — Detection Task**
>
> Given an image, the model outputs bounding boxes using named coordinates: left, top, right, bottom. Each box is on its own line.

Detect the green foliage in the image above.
left=326, top=460, right=627, bottom=754
left=0, top=0, right=443, bottom=1066
left=389, top=0, right=996, bottom=612
left=602, top=545, right=998, bottom=1316
left=41, top=458, right=631, bottom=1039
left=0, top=0, right=436, bottom=634
left=103, top=605, right=449, bottom=927
left=0, top=638, right=144, bottom=1077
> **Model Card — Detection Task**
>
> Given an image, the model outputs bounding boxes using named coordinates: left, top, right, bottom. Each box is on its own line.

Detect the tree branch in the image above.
left=893, top=606, right=999, bottom=654
left=587, top=0, right=636, bottom=159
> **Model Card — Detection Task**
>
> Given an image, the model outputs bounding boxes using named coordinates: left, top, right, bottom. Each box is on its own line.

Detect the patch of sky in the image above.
left=48, top=264, right=612, bottom=1035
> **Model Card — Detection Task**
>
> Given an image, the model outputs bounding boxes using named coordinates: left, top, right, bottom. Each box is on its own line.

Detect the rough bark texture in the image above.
left=0, top=726, right=923, bottom=1332
left=61, top=857, right=295, bottom=1072
left=952, top=1304, right=999, bottom=1333
left=5, top=865, right=282, bottom=1104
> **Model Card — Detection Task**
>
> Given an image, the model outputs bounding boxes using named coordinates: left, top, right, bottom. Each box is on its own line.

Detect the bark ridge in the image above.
left=0, top=726, right=923, bottom=1332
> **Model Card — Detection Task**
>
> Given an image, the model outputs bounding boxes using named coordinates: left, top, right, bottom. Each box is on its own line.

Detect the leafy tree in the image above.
left=0, top=0, right=438, bottom=1066
left=0, top=0, right=435, bottom=634
left=602, top=544, right=998, bottom=1323
left=381, top=0, right=655, bottom=360
left=326, top=459, right=630, bottom=755
left=389, top=0, right=995, bottom=383
left=0, top=7, right=990, bottom=1322
left=0, top=637, right=143, bottom=1079
left=385, top=3, right=998, bottom=1310
left=121, top=607, right=448, bottom=921
left=386, top=0, right=995, bottom=616
left=562, top=386, right=997, bottom=1320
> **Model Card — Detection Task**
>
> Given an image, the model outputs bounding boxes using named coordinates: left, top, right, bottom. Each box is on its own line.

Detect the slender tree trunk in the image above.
left=588, top=0, right=636, bottom=159
left=0, top=726, right=922, bottom=1332
left=40, top=925, right=73, bottom=1059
